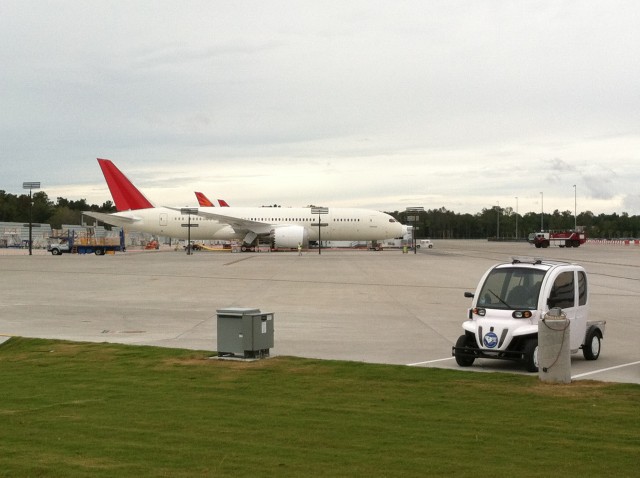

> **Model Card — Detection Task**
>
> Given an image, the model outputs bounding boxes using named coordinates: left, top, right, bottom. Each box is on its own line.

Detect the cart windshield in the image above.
left=477, top=267, right=546, bottom=310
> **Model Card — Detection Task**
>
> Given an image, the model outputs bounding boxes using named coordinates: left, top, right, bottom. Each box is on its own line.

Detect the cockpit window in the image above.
left=477, top=268, right=546, bottom=310
left=389, top=218, right=397, bottom=223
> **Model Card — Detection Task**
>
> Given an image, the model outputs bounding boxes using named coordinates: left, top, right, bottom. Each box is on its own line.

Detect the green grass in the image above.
left=0, top=337, right=638, bottom=477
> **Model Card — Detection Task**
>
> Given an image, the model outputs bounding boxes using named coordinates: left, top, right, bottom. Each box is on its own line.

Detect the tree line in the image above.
left=1, top=190, right=638, bottom=239
left=0, top=190, right=115, bottom=229
left=391, top=206, right=639, bottom=240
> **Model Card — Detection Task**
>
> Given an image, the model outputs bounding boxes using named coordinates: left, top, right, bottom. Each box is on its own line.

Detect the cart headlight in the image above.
left=473, top=308, right=486, bottom=316
left=513, top=310, right=532, bottom=319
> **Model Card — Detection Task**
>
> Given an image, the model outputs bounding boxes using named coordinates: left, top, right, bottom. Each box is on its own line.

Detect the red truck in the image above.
left=528, top=230, right=587, bottom=248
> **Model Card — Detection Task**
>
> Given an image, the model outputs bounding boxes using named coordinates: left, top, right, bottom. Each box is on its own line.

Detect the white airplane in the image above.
left=84, top=158, right=404, bottom=250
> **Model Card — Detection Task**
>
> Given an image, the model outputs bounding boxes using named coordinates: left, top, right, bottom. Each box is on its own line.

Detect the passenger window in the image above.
left=548, top=272, right=575, bottom=309
left=578, top=271, right=587, bottom=306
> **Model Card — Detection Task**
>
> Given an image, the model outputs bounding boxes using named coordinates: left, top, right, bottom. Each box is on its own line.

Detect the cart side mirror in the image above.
left=464, top=292, right=474, bottom=298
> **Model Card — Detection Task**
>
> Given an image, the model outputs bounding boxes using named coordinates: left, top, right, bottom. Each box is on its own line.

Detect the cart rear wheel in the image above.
left=583, top=329, right=602, bottom=360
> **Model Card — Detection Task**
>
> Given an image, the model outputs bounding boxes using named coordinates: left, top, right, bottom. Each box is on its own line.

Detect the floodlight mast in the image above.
left=515, top=197, right=518, bottom=239
left=573, top=185, right=577, bottom=231
left=311, top=207, right=328, bottom=255
left=540, top=191, right=544, bottom=231
left=181, top=207, right=198, bottom=255
left=406, top=207, right=424, bottom=254
left=22, top=182, right=41, bottom=256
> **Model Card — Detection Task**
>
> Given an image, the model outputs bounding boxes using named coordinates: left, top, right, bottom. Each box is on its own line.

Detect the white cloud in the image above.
left=1, top=1, right=639, bottom=216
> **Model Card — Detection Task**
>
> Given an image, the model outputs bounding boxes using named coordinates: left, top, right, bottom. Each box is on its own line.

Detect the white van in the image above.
left=417, top=239, right=433, bottom=249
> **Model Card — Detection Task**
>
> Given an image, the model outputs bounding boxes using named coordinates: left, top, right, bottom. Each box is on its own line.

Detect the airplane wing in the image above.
left=82, top=210, right=140, bottom=227
left=165, top=207, right=273, bottom=235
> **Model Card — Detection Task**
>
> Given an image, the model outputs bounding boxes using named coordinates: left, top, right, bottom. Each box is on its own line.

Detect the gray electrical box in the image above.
left=216, top=307, right=274, bottom=358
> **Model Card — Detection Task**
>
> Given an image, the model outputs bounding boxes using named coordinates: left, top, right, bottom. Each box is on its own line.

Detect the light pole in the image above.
left=496, top=201, right=500, bottom=240
left=515, top=197, right=518, bottom=240
left=573, top=184, right=577, bottom=230
left=406, top=207, right=424, bottom=254
left=311, top=207, right=328, bottom=255
left=22, top=181, right=41, bottom=256
left=181, top=207, right=198, bottom=255
left=540, top=191, right=544, bottom=231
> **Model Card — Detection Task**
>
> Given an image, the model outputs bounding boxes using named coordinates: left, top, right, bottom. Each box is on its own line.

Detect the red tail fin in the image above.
left=218, top=199, right=230, bottom=207
left=195, top=191, right=215, bottom=207
left=97, top=159, right=154, bottom=211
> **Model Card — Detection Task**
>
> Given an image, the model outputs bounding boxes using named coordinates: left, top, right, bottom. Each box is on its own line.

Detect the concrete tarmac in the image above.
left=1, top=240, right=639, bottom=384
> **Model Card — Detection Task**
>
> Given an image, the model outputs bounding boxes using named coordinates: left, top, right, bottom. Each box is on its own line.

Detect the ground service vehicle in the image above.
left=528, top=230, right=587, bottom=248
left=417, top=239, right=433, bottom=248
left=452, top=258, right=605, bottom=372
left=48, top=228, right=125, bottom=255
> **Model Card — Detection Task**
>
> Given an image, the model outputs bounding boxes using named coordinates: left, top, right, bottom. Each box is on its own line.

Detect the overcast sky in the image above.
left=2, top=1, right=639, bottom=216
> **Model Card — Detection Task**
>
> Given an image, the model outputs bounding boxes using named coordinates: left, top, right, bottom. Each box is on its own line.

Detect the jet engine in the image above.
left=271, top=226, right=309, bottom=250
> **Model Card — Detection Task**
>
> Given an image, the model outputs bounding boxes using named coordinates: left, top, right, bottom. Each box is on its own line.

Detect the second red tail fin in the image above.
left=195, top=192, right=230, bottom=207
left=97, top=159, right=154, bottom=211
left=195, top=191, right=215, bottom=207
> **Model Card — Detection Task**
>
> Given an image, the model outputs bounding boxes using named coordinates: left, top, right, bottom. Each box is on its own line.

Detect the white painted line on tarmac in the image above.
left=572, top=360, right=640, bottom=379
left=407, top=357, right=455, bottom=366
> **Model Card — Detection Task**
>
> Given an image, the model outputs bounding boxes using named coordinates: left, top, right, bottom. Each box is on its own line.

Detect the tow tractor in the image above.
left=47, top=228, right=125, bottom=255
left=452, top=257, right=605, bottom=372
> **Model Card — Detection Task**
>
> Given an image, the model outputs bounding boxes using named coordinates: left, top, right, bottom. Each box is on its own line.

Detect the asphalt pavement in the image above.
left=1, top=240, right=639, bottom=384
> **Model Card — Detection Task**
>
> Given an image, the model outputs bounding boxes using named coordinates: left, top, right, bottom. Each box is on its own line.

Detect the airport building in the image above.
left=0, top=221, right=52, bottom=249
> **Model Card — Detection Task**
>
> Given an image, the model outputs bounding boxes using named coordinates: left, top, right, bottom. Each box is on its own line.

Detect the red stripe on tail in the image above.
left=97, top=159, right=154, bottom=211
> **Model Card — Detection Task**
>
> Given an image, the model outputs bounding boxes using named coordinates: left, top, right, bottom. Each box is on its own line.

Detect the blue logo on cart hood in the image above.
left=483, top=332, right=499, bottom=348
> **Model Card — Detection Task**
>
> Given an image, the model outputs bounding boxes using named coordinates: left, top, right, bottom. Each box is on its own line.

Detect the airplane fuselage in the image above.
left=107, top=206, right=402, bottom=242
left=88, top=159, right=404, bottom=247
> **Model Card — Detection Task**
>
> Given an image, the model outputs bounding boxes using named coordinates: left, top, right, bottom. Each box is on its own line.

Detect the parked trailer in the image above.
left=48, top=228, right=125, bottom=255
